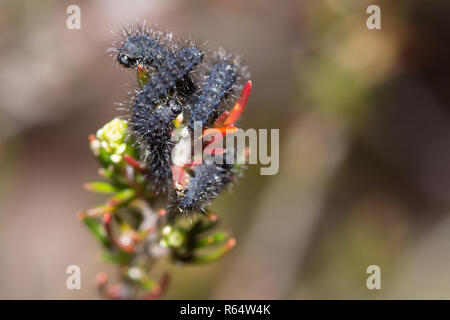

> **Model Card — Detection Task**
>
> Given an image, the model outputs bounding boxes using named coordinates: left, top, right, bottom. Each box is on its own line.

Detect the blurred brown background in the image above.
left=1, top=0, right=450, bottom=299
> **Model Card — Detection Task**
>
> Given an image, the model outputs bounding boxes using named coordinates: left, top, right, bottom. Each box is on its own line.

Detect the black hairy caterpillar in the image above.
left=174, top=163, right=236, bottom=214
left=131, top=97, right=182, bottom=191
left=115, top=25, right=203, bottom=192
left=187, top=50, right=243, bottom=131
left=128, top=45, right=202, bottom=191
left=116, top=32, right=171, bottom=69
left=173, top=50, right=248, bottom=214
left=111, top=23, right=204, bottom=97
left=110, top=23, right=175, bottom=70
left=113, top=23, right=250, bottom=213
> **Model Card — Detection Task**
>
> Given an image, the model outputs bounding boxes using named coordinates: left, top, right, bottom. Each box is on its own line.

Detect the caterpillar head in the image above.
left=117, top=37, right=142, bottom=68
left=167, top=99, right=182, bottom=118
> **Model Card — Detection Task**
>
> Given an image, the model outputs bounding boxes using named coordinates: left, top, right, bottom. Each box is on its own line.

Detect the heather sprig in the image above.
left=79, top=118, right=236, bottom=299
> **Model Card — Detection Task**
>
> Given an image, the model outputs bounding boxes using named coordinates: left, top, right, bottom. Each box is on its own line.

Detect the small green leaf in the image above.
left=108, top=188, right=136, bottom=208
left=139, top=278, right=157, bottom=291
left=98, top=167, right=128, bottom=189
left=84, top=181, right=120, bottom=194
left=101, top=250, right=133, bottom=265
left=189, top=218, right=218, bottom=236
left=82, top=216, right=110, bottom=247
left=191, top=238, right=235, bottom=264
left=193, top=231, right=229, bottom=249
left=97, top=147, right=113, bottom=167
